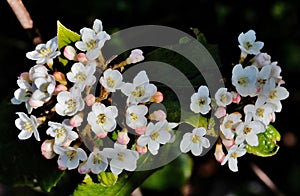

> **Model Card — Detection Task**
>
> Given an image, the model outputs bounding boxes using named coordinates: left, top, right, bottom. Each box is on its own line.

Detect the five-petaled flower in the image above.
left=100, top=68, right=124, bottom=92
left=54, top=145, right=87, bottom=170
left=221, top=144, right=247, bottom=172
left=190, top=85, right=211, bottom=114
left=15, top=112, right=40, bottom=141
left=238, top=30, right=264, bottom=58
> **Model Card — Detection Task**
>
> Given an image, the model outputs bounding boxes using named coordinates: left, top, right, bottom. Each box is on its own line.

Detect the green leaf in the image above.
left=57, top=21, right=81, bottom=66
left=246, top=125, right=281, bottom=157
left=0, top=96, right=65, bottom=192
left=184, top=113, right=208, bottom=128
left=141, top=154, right=193, bottom=192
left=97, top=171, right=118, bottom=187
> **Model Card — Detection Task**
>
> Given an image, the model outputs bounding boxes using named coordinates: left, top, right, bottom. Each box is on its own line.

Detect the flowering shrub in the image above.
left=11, top=19, right=289, bottom=193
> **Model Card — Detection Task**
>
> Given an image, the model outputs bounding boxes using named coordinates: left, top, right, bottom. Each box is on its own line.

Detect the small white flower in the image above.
left=86, top=149, right=109, bottom=174
left=29, top=65, right=49, bottom=81
left=232, top=64, right=258, bottom=97
left=54, top=145, right=87, bottom=170
left=75, top=21, right=110, bottom=60
left=31, top=75, right=56, bottom=102
left=190, top=85, right=211, bottom=114
left=103, top=143, right=139, bottom=175
left=126, top=49, right=144, bottom=64
left=180, top=127, right=210, bottom=156
left=238, top=30, right=264, bottom=57
left=100, top=68, right=124, bottom=92
left=126, top=104, right=148, bottom=130
left=221, top=144, right=247, bottom=172
left=11, top=79, right=34, bottom=113
left=220, top=112, right=242, bottom=139
left=235, top=116, right=265, bottom=146
left=87, top=102, right=118, bottom=137
left=121, top=71, right=157, bottom=104
left=26, top=37, right=60, bottom=65
left=215, top=88, right=233, bottom=107
left=244, top=103, right=275, bottom=126
left=66, top=62, right=96, bottom=91
left=15, top=112, right=40, bottom=141
left=46, top=119, right=78, bottom=146
left=137, top=121, right=171, bottom=155
left=55, top=88, right=85, bottom=116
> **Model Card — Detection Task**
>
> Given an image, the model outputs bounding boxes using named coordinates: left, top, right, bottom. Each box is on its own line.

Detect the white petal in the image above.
left=137, top=135, right=149, bottom=146
left=228, top=158, right=238, bottom=172
left=18, top=130, right=32, bottom=140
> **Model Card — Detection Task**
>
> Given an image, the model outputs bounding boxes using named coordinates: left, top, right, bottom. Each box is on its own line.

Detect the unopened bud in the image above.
left=214, top=142, right=225, bottom=163
left=78, top=161, right=90, bottom=174
left=64, top=45, right=77, bottom=60
left=136, top=145, right=147, bottom=154
left=135, top=126, right=146, bottom=135
left=54, top=84, right=68, bottom=94
left=20, top=72, right=31, bottom=82
left=53, top=72, right=67, bottom=85
left=41, top=139, right=56, bottom=159
left=70, top=113, right=83, bottom=127
left=77, top=53, right=88, bottom=64
left=117, top=131, right=130, bottom=145
left=150, top=91, right=164, bottom=103
left=149, top=110, right=167, bottom=121
left=214, top=107, right=227, bottom=119
left=231, top=91, right=241, bottom=104
left=84, top=94, right=96, bottom=107
left=126, top=49, right=144, bottom=64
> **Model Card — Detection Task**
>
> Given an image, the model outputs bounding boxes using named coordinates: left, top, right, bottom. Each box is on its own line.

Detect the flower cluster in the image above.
left=12, top=18, right=289, bottom=177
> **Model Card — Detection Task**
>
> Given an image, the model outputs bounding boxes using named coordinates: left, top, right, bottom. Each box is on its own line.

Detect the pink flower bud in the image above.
left=135, top=126, right=146, bottom=135
left=29, top=99, right=44, bottom=109
left=96, top=131, right=108, bottom=138
left=54, top=84, right=68, bottom=95
left=20, top=72, right=31, bottom=82
left=252, top=53, right=271, bottom=68
left=77, top=53, right=88, bottom=64
left=150, top=91, right=164, bottom=103
left=231, top=91, right=241, bottom=104
left=149, top=110, right=167, bottom=121
left=117, top=131, right=130, bottom=145
left=126, top=49, right=144, bottom=64
left=64, top=45, right=77, bottom=60
left=222, top=138, right=235, bottom=148
left=214, top=107, right=226, bottom=118
left=214, top=142, right=225, bottom=163
left=136, top=145, right=147, bottom=154
left=78, top=161, right=90, bottom=174
left=58, top=165, right=67, bottom=171
left=70, top=114, right=83, bottom=127
left=84, top=94, right=96, bottom=107
left=53, top=72, right=67, bottom=85
left=41, top=139, right=56, bottom=159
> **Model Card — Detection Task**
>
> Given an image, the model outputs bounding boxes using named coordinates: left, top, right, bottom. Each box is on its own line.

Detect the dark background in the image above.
left=0, top=0, right=299, bottom=195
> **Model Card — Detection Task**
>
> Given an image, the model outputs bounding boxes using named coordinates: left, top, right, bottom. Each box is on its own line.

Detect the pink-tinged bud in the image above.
left=278, top=79, right=285, bottom=85
left=70, top=114, right=83, bottom=128
left=64, top=45, right=77, bottom=60
left=214, top=107, right=226, bottom=119
left=84, top=94, right=96, bottom=107
left=78, top=161, right=90, bottom=174
left=252, top=53, right=271, bottom=68
left=53, top=72, right=67, bottom=85
left=117, top=131, right=130, bottom=145
left=77, top=53, right=88, bottom=64
left=214, top=142, right=225, bottom=163
left=20, top=72, right=31, bottom=82
left=150, top=91, right=164, bottom=103
left=231, top=91, right=241, bottom=104
left=41, top=139, right=56, bottom=159
left=136, top=145, right=147, bottom=154
left=135, top=126, right=146, bottom=135
left=149, top=110, right=167, bottom=121
left=96, top=131, right=108, bottom=138
left=29, top=99, right=44, bottom=109
left=54, top=84, right=68, bottom=95
left=58, top=165, right=67, bottom=171
left=126, top=49, right=144, bottom=64
left=222, top=138, right=235, bottom=148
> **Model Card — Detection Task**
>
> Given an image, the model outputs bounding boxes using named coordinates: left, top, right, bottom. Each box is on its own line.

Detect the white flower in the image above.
left=66, top=62, right=96, bottom=91
left=11, top=79, right=34, bottom=113
left=244, top=103, right=275, bottom=126
left=87, top=102, right=118, bottom=137
left=221, top=144, right=247, bottom=172
left=190, top=85, right=211, bottom=114
left=220, top=112, right=242, bottom=139
left=75, top=21, right=110, bottom=60
left=54, top=145, right=87, bottom=170
left=26, top=37, right=60, bottom=65
left=103, top=143, right=139, bottom=175
left=215, top=87, right=232, bottom=107
left=256, top=83, right=289, bottom=112
left=46, top=119, right=78, bottom=146
left=121, top=71, right=157, bottom=104
left=232, top=64, right=258, bottom=97
left=100, top=68, right=124, bottom=92
left=238, top=30, right=264, bottom=57
left=137, top=121, right=171, bottom=155
left=31, top=75, right=56, bottom=102
left=126, top=104, right=148, bottom=130
left=235, top=115, right=265, bottom=146
left=29, top=65, right=49, bottom=81
left=86, top=149, right=109, bottom=174
left=126, top=49, right=144, bottom=64
left=55, top=88, right=85, bottom=116
left=252, top=53, right=271, bottom=68
left=180, top=127, right=210, bottom=156
left=15, top=112, right=40, bottom=141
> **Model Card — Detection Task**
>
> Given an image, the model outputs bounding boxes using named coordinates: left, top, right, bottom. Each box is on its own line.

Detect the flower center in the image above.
left=256, top=108, right=265, bottom=117
left=117, top=152, right=125, bottom=162
left=238, top=77, right=249, bottom=87
left=268, top=90, right=277, bottom=99
left=55, top=129, right=66, bottom=138
left=192, top=135, right=200, bottom=143
left=39, top=47, right=51, bottom=56
left=97, top=114, right=106, bottom=124
left=198, top=98, right=206, bottom=105
left=75, top=72, right=87, bottom=82
left=66, top=150, right=77, bottom=161
left=224, top=120, right=234, bottom=129
left=130, top=113, right=138, bottom=121
left=66, top=99, right=77, bottom=111
left=24, top=121, right=33, bottom=132
left=150, top=131, right=160, bottom=140
left=131, top=86, right=145, bottom=98
left=93, top=154, right=103, bottom=165
left=245, top=41, right=253, bottom=49
left=220, top=94, right=228, bottom=103
left=107, top=77, right=115, bottom=88
left=87, top=39, right=97, bottom=49
left=244, top=127, right=252, bottom=134
left=231, top=152, right=239, bottom=158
